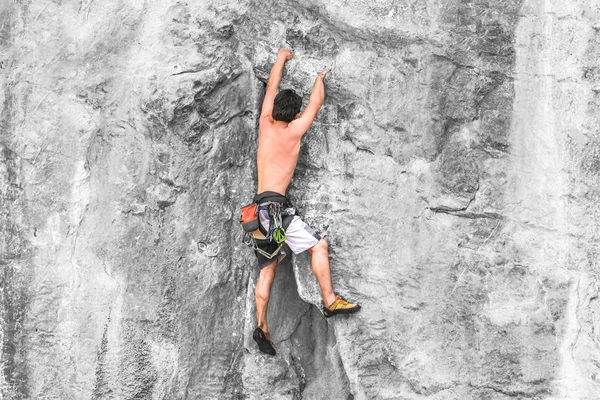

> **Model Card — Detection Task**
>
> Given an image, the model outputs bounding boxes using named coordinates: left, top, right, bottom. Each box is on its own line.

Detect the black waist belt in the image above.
left=254, top=191, right=290, bottom=205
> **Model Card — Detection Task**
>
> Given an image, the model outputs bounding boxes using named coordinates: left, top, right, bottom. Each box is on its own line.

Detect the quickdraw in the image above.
left=266, top=202, right=285, bottom=244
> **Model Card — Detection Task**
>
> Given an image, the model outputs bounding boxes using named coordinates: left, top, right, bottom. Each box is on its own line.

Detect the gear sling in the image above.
left=239, top=192, right=295, bottom=259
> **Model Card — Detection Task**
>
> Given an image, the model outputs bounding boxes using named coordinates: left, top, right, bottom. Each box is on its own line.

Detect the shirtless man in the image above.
left=251, top=48, right=360, bottom=356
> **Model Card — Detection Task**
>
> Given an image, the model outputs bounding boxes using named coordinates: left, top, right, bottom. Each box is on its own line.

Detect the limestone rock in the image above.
left=1, top=0, right=600, bottom=399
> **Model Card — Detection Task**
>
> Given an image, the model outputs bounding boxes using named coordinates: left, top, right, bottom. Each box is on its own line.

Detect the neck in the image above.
left=272, top=120, right=289, bottom=129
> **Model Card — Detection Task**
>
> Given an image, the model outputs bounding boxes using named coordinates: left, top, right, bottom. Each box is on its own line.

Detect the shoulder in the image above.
left=286, top=120, right=309, bottom=137
left=259, top=115, right=274, bottom=126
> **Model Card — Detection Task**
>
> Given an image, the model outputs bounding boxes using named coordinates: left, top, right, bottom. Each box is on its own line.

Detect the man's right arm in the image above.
left=289, top=68, right=331, bottom=135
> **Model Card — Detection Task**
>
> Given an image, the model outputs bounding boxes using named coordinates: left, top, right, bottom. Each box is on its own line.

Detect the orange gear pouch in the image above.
left=240, top=203, right=260, bottom=232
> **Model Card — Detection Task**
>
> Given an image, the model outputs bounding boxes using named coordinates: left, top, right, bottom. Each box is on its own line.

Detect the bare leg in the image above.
left=307, top=239, right=336, bottom=307
left=255, top=259, right=278, bottom=333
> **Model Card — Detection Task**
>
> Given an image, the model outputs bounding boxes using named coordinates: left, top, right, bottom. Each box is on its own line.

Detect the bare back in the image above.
left=257, top=119, right=302, bottom=195
left=256, top=50, right=328, bottom=195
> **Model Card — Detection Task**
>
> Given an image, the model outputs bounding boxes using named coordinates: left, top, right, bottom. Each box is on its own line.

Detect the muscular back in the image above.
left=256, top=119, right=302, bottom=195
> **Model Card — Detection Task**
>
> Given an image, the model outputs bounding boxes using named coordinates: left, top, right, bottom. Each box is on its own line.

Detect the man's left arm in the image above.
left=260, top=49, right=294, bottom=120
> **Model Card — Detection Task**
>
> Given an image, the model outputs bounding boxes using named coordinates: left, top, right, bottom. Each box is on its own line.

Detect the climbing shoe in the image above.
left=253, top=327, right=276, bottom=356
left=322, top=295, right=361, bottom=318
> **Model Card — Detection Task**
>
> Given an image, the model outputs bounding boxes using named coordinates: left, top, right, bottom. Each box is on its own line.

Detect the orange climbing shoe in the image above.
left=322, top=295, right=361, bottom=318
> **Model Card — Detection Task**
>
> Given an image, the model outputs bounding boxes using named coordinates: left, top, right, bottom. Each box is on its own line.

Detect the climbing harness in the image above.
left=239, top=195, right=296, bottom=259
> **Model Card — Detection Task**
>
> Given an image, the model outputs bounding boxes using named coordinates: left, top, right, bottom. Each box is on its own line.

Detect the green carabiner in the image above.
left=273, top=227, right=286, bottom=244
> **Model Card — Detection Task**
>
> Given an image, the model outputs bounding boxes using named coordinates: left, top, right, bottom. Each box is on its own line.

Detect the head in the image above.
left=272, top=89, right=302, bottom=123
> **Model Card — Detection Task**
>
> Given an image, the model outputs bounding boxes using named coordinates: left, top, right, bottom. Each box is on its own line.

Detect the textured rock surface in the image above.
left=1, top=0, right=600, bottom=399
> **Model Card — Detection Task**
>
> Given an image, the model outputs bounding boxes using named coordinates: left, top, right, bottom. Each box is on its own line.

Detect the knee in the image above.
left=257, top=263, right=277, bottom=285
left=258, top=267, right=276, bottom=284
left=311, top=239, right=328, bottom=254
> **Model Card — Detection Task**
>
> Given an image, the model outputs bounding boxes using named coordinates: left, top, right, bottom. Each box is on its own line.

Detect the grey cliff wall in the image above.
left=1, top=0, right=600, bottom=399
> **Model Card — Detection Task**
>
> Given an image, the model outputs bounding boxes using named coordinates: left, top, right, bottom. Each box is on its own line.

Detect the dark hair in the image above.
left=272, top=89, right=302, bottom=122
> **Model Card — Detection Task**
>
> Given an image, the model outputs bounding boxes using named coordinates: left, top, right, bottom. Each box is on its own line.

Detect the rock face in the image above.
left=1, top=0, right=600, bottom=398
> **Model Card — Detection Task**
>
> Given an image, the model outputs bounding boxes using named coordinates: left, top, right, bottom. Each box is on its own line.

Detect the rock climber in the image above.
left=249, top=48, right=361, bottom=356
